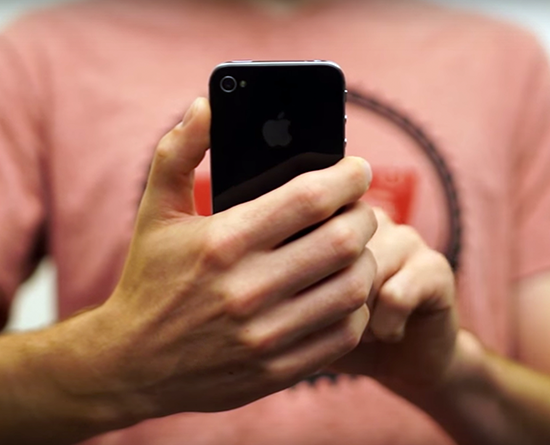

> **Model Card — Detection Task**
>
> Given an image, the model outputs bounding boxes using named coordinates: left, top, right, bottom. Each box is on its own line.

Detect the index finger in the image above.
left=224, top=156, right=372, bottom=250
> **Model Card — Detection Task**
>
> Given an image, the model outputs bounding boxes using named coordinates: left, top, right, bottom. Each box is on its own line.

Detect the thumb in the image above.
left=143, top=97, right=211, bottom=218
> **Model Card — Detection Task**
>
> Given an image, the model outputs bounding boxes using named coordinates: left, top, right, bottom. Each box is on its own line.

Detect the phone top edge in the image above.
left=209, top=60, right=346, bottom=90
left=213, top=60, right=342, bottom=71
left=222, top=59, right=340, bottom=67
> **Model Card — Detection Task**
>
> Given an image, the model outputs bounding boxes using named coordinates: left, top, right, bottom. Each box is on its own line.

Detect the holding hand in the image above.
left=48, top=98, right=378, bottom=425
left=330, top=208, right=459, bottom=388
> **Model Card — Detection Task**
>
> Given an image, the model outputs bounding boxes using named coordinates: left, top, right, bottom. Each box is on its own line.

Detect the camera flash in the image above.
left=240, top=80, right=247, bottom=88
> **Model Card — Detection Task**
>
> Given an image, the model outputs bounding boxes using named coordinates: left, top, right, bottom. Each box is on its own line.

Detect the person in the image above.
left=0, top=0, right=550, bottom=444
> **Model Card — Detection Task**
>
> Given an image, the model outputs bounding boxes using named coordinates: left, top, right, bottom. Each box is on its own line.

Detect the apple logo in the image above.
left=262, top=112, right=292, bottom=148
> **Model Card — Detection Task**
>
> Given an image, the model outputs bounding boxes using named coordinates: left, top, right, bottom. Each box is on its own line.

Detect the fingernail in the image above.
left=350, top=157, right=372, bottom=187
left=364, top=160, right=373, bottom=187
left=182, top=98, right=200, bottom=127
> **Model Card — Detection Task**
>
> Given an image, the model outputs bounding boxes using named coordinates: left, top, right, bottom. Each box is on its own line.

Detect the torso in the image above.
left=10, top=1, right=537, bottom=443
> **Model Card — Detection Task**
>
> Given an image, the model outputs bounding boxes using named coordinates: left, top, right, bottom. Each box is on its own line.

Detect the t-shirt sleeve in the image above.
left=0, top=25, right=47, bottom=328
left=512, top=36, right=550, bottom=280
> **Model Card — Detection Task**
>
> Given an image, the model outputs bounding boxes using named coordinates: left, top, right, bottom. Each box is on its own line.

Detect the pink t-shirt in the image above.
left=1, top=0, right=550, bottom=444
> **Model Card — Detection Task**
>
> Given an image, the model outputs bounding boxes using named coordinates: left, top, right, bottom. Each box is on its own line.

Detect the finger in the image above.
left=225, top=156, right=373, bottom=249
left=240, top=248, right=375, bottom=354
left=225, top=202, right=377, bottom=318
left=274, top=201, right=377, bottom=294
left=367, top=221, right=424, bottom=295
left=369, top=250, right=455, bottom=343
left=142, top=97, right=211, bottom=218
left=266, top=306, right=370, bottom=384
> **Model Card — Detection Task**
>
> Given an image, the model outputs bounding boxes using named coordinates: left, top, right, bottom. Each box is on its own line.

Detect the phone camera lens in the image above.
left=220, top=76, right=237, bottom=93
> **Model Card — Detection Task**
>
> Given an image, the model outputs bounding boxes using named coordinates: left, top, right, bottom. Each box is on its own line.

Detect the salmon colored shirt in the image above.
left=1, top=1, right=550, bottom=444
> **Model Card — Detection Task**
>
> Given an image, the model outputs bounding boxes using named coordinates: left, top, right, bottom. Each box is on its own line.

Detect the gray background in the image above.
left=2, top=0, right=549, bottom=331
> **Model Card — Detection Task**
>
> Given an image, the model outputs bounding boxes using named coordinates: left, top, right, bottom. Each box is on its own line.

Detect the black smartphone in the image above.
left=209, top=60, right=347, bottom=214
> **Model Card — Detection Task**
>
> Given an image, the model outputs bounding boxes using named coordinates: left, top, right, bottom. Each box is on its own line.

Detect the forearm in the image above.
left=398, top=330, right=550, bottom=445
left=0, top=309, right=133, bottom=445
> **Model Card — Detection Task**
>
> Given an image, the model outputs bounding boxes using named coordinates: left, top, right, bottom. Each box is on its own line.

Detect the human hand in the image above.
left=55, top=98, right=377, bottom=424
left=329, top=208, right=459, bottom=388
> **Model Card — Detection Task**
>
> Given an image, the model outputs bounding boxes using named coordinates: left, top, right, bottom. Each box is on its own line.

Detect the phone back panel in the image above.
left=209, top=61, right=346, bottom=213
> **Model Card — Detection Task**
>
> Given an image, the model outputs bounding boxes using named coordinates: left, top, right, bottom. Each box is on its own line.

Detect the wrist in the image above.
left=393, top=329, right=492, bottom=413
left=439, top=329, right=490, bottom=392
left=0, top=306, right=139, bottom=443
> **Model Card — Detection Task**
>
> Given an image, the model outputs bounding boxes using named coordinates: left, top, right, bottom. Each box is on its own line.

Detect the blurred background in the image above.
left=2, top=0, right=550, bottom=332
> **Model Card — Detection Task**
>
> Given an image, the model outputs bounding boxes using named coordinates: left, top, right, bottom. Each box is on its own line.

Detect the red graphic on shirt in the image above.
left=194, top=173, right=212, bottom=216
left=194, top=167, right=418, bottom=224
left=365, top=167, right=418, bottom=224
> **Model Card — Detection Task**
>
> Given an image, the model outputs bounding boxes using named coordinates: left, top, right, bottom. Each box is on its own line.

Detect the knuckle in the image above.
left=415, top=250, right=454, bottom=284
left=155, top=129, right=181, bottom=161
left=380, top=287, right=414, bottom=315
left=430, top=251, right=453, bottom=274
left=370, top=208, right=379, bottom=229
left=328, top=222, right=364, bottom=264
left=354, top=201, right=378, bottom=238
left=423, top=251, right=456, bottom=297
left=223, top=284, right=263, bottom=319
left=340, top=274, right=370, bottom=313
left=223, top=293, right=250, bottom=320
left=199, top=226, right=241, bottom=270
left=240, top=328, right=278, bottom=356
left=363, top=204, right=379, bottom=239
left=263, top=359, right=298, bottom=387
left=155, top=137, right=172, bottom=160
left=295, top=179, right=332, bottom=221
left=338, top=322, right=363, bottom=352
left=370, top=316, right=405, bottom=343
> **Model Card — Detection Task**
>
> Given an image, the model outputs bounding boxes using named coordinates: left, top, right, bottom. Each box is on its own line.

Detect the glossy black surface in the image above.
left=209, top=61, right=346, bottom=213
